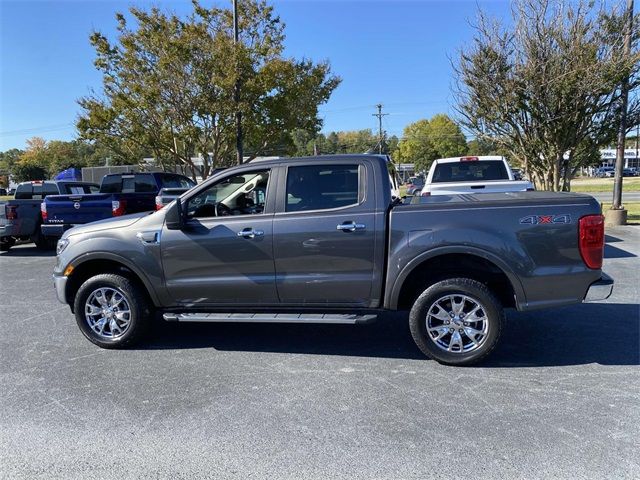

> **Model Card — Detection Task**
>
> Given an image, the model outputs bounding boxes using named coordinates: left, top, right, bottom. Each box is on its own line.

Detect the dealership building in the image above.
left=599, top=148, right=639, bottom=169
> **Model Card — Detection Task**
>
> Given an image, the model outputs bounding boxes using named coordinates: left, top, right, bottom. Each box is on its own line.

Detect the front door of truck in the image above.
left=161, top=168, right=278, bottom=306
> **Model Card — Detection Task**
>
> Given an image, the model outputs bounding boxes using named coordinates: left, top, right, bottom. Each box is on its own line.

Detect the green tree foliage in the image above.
left=77, top=0, right=340, bottom=178
left=3, top=137, right=115, bottom=182
left=0, top=149, right=23, bottom=176
left=394, top=114, right=467, bottom=172
left=455, top=0, right=640, bottom=191
left=289, top=129, right=379, bottom=156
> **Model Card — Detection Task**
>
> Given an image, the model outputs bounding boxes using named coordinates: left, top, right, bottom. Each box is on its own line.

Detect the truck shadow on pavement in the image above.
left=144, top=302, right=639, bottom=367
left=0, top=245, right=55, bottom=257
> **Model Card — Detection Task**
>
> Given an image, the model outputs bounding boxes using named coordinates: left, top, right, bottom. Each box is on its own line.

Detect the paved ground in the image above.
left=587, top=191, right=640, bottom=203
left=1, top=227, right=638, bottom=479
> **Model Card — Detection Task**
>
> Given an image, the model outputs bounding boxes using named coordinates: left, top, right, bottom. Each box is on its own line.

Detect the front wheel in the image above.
left=409, top=278, right=504, bottom=366
left=0, top=237, right=15, bottom=251
left=73, top=274, right=152, bottom=348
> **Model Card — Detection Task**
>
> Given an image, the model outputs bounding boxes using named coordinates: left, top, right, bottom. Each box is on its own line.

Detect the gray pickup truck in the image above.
left=52, top=155, right=612, bottom=365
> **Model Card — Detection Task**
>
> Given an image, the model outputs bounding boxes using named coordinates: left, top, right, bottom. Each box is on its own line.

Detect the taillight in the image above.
left=6, top=205, right=17, bottom=220
left=421, top=191, right=431, bottom=197
left=460, top=156, right=479, bottom=162
left=579, top=214, right=604, bottom=269
left=112, top=199, right=127, bottom=216
left=155, top=196, right=163, bottom=210
left=40, top=202, right=47, bottom=222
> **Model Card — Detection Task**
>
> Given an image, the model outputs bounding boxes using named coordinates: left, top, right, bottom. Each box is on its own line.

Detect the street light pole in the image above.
left=233, top=0, right=243, bottom=165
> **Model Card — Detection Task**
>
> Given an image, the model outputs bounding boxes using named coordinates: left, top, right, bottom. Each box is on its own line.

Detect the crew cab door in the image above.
left=272, top=161, right=378, bottom=306
left=160, top=168, right=277, bottom=306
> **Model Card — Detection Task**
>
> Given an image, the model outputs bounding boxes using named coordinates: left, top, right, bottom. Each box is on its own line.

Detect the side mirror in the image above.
left=165, top=197, right=184, bottom=230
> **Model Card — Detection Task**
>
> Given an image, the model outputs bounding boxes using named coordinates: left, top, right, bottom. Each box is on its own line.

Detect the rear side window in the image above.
left=285, top=165, right=360, bottom=212
left=432, top=160, right=509, bottom=183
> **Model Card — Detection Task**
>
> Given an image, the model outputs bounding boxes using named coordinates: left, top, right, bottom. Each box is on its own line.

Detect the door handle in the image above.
left=237, top=228, right=264, bottom=239
left=336, top=222, right=366, bottom=232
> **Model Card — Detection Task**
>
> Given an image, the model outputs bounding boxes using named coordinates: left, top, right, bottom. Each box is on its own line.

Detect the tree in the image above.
left=0, top=149, right=23, bottom=176
left=78, top=0, right=340, bottom=179
left=426, top=114, right=468, bottom=159
left=394, top=120, right=437, bottom=172
left=394, top=114, right=467, bottom=172
left=455, top=0, right=640, bottom=191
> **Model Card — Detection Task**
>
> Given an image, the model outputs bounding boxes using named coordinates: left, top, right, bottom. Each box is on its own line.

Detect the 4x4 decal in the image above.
left=519, top=214, right=571, bottom=225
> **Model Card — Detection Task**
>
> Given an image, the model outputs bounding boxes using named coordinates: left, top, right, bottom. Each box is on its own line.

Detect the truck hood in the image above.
left=63, top=212, right=150, bottom=238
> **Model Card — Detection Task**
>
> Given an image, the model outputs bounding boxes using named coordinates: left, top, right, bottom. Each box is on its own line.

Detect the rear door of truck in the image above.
left=272, top=159, right=381, bottom=307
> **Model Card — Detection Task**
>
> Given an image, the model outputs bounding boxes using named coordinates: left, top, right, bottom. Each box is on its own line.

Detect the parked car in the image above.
left=420, top=156, right=534, bottom=196
left=595, top=167, right=615, bottom=178
left=511, top=168, right=523, bottom=180
left=52, top=154, right=611, bottom=366
left=404, top=176, right=425, bottom=196
left=0, top=188, right=7, bottom=196
left=155, top=185, right=197, bottom=210
left=0, top=180, right=99, bottom=251
left=7, top=188, right=16, bottom=196
left=41, top=172, right=195, bottom=240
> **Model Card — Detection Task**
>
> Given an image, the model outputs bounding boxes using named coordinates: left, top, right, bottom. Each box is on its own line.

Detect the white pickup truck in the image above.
left=419, top=156, right=534, bottom=196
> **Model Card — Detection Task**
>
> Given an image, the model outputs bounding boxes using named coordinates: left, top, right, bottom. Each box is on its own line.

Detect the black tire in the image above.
left=32, top=228, right=56, bottom=250
left=0, top=237, right=14, bottom=252
left=73, top=274, right=152, bottom=349
left=409, top=278, right=504, bottom=366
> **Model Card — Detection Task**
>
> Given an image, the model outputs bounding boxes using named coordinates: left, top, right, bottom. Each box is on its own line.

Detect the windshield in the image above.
left=160, top=174, right=196, bottom=189
left=432, top=160, right=509, bottom=183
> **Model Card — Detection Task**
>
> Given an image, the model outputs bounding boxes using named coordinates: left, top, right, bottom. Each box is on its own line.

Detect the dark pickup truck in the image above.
left=52, top=155, right=612, bottom=366
left=41, top=172, right=195, bottom=240
left=0, top=180, right=99, bottom=251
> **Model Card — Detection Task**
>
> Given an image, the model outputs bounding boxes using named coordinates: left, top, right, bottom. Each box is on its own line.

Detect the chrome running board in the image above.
left=162, top=312, right=377, bottom=324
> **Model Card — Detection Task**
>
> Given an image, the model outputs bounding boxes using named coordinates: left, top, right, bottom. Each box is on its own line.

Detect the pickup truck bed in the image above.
left=51, top=155, right=611, bottom=366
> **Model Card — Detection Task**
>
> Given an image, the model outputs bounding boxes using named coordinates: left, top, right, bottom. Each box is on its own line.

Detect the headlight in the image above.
left=56, top=238, right=69, bottom=255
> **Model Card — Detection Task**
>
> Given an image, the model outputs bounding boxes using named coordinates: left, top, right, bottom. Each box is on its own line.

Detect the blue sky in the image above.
left=0, top=0, right=512, bottom=151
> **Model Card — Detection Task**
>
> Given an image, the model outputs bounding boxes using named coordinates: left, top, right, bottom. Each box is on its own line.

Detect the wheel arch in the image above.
left=65, top=253, right=160, bottom=311
left=387, top=247, right=526, bottom=311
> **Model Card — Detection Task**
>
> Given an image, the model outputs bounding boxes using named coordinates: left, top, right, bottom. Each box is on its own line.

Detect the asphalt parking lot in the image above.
left=1, top=226, right=638, bottom=479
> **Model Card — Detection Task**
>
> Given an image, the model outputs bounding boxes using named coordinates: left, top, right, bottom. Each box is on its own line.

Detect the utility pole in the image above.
left=372, top=104, right=388, bottom=154
left=233, top=0, right=243, bottom=164
left=636, top=123, right=640, bottom=168
left=610, top=0, right=633, bottom=223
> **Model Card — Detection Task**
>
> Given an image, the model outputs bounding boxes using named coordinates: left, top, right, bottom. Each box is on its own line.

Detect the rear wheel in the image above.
left=73, top=274, right=152, bottom=349
left=32, top=228, right=56, bottom=250
left=409, top=278, right=504, bottom=366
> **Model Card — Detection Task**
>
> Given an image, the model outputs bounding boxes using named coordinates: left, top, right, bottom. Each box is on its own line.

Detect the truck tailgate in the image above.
left=426, top=180, right=533, bottom=195
left=44, top=194, right=114, bottom=224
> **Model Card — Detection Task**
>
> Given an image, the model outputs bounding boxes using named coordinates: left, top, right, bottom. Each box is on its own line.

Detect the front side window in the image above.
left=187, top=170, right=270, bottom=218
left=286, top=165, right=359, bottom=212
